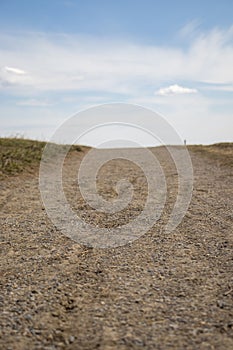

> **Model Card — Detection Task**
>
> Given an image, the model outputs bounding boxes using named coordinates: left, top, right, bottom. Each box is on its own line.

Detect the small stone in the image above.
left=24, top=314, right=33, bottom=321
left=217, top=300, right=224, bottom=308
left=69, top=335, right=75, bottom=343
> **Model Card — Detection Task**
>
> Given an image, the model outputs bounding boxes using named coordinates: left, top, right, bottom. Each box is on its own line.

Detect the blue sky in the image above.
left=0, top=0, right=233, bottom=145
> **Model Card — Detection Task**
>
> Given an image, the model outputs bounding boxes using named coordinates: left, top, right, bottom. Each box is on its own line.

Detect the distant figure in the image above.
left=184, top=139, right=187, bottom=146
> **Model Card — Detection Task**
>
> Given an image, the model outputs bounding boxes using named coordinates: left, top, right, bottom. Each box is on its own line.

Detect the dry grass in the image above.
left=188, top=143, right=233, bottom=168
left=0, top=138, right=46, bottom=178
left=0, top=138, right=232, bottom=179
left=0, top=138, right=84, bottom=178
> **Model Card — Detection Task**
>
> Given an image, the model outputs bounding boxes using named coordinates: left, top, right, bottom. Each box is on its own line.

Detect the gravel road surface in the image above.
left=0, top=147, right=232, bottom=350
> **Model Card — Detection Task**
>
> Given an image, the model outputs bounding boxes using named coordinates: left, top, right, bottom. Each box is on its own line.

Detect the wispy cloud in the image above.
left=0, top=26, right=233, bottom=95
left=178, top=19, right=201, bottom=39
left=155, top=84, right=198, bottom=96
left=0, top=65, right=30, bottom=88
left=0, top=26, right=233, bottom=145
left=202, top=84, right=233, bottom=92
left=4, top=66, right=26, bottom=75
left=17, top=99, right=52, bottom=107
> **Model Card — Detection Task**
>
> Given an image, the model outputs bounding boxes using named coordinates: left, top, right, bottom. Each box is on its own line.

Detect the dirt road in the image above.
left=0, top=147, right=232, bottom=349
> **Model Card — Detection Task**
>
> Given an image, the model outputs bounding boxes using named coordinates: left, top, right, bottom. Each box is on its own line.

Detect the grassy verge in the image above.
left=0, top=138, right=232, bottom=179
left=0, top=138, right=83, bottom=179
left=188, top=143, right=233, bottom=168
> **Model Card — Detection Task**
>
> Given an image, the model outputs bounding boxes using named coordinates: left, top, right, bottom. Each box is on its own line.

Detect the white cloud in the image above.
left=0, top=26, right=233, bottom=145
left=4, top=66, right=26, bottom=75
left=0, top=26, right=233, bottom=95
left=0, top=65, right=30, bottom=87
left=155, top=84, right=198, bottom=96
left=128, top=92, right=233, bottom=145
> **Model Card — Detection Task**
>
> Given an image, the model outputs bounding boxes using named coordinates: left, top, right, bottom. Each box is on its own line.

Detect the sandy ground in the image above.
left=0, top=147, right=232, bottom=350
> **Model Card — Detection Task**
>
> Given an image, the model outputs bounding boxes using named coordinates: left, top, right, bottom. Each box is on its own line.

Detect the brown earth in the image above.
left=0, top=145, right=232, bottom=350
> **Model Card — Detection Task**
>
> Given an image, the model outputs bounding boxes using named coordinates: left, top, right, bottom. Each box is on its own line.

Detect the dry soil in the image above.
left=0, top=146, right=232, bottom=350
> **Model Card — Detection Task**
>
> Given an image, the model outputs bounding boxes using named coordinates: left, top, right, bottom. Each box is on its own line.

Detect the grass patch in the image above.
left=0, top=138, right=46, bottom=178
left=188, top=143, right=233, bottom=167
left=0, top=138, right=84, bottom=178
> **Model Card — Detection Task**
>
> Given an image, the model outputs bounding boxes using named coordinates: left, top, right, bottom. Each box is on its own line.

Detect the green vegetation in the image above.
left=0, top=138, right=84, bottom=178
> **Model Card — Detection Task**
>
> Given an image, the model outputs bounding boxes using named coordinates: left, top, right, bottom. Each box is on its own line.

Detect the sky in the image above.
left=0, top=0, right=233, bottom=145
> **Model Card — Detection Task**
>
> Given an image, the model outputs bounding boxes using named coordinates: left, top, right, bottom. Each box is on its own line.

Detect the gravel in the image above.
left=0, top=147, right=232, bottom=349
